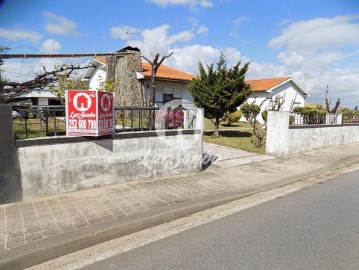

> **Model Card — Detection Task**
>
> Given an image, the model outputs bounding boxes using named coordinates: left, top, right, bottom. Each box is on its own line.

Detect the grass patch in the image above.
left=204, top=130, right=265, bottom=154
left=203, top=118, right=252, bottom=130
left=13, top=117, right=66, bottom=139
left=203, top=117, right=265, bottom=154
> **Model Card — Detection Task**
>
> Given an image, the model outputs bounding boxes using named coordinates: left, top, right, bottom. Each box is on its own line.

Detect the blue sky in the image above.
left=1, top=0, right=359, bottom=107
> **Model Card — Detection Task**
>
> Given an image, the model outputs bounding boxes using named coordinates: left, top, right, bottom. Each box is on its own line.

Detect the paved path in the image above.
left=1, top=143, right=359, bottom=269
left=203, top=142, right=275, bottom=168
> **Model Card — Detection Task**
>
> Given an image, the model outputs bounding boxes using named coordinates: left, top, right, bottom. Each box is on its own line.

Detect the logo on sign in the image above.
left=101, top=93, right=111, bottom=112
left=73, top=93, right=92, bottom=112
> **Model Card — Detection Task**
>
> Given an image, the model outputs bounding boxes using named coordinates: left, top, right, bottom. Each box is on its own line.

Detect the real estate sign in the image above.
left=66, top=90, right=115, bottom=136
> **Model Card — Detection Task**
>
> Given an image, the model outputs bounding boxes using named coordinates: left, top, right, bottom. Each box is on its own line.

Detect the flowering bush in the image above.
left=155, top=107, right=184, bottom=129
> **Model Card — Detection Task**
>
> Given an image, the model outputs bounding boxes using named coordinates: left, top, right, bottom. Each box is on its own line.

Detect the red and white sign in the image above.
left=66, top=90, right=115, bottom=136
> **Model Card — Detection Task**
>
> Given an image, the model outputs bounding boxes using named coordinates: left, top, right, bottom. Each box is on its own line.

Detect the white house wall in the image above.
left=240, top=92, right=271, bottom=122
left=269, top=82, right=306, bottom=111
left=89, top=68, right=106, bottom=90
left=240, top=81, right=306, bottom=123
left=143, top=80, right=193, bottom=107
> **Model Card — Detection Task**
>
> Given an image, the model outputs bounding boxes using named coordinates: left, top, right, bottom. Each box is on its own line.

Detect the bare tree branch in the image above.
left=142, top=52, right=174, bottom=108
left=1, top=64, right=92, bottom=103
left=325, top=97, right=340, bottom=113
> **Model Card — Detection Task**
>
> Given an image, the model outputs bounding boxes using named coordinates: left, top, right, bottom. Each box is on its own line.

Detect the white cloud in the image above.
left=168, top=30, right=194, bottom=43
left=0, top=27, right=42, bottom=43
left=122, top=24, right=248, bottom=75
left=233, top=16, right=248, bottom=27
left=230, top=16, right=248, bottom=37
left=43, top=11, right=79, bottom=35
left=269, top=15, right=359, bottom=72
left=126, top=24, right=195, bottom=58
left=197, top=26, right=209, bottom=34
left=266, top=15, right=359, bottom=107
left=149, top=0, right=213, bottom=8
left=111, top=26, right=139, bottom=40
left=269, top=15, right=359, bottom=51
left=168, top=45, right=221, bottom=74
left=247, top=62, right=291, bottom=80
left=115, top=21, right=359, bottom=108
left=40, top=39, right=62, bottom=53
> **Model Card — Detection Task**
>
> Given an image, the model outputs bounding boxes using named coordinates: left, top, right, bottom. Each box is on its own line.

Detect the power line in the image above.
left=306, top=73, right=359, bottom=76
left=0, top=51, right=134, bottom=59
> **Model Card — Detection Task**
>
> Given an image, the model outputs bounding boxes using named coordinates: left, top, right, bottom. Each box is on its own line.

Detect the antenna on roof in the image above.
left=126, top=31, right=135, bottom=43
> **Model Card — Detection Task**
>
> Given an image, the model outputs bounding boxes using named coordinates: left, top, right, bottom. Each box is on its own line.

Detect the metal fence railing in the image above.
left=343, top=113, right=359, bottom=124
left=290, top=112, right=359, bottom=126
left=11, top=105, right=200, bottom=139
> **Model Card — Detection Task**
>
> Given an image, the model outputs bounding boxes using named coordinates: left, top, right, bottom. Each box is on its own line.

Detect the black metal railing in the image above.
left=12, top=105, right=199, bottom=139
left=290, top=112, right=359, bottom=126
left=12, top=105, right=66, bottom=139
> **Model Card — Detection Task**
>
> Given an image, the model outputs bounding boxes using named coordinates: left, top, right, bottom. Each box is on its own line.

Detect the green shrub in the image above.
left=226, top=110, right=242, bottom=125
left=261, top=110, right=268, bottom=122
left=293, top=106, right=326, bottom=115
left=293, top=106, right=327, bottom=124
left=241, top=103, right=260, bottom=121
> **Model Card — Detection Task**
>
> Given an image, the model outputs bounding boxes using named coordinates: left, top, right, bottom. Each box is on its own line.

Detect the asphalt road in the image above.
left=84, top=169, right=359, bottom=270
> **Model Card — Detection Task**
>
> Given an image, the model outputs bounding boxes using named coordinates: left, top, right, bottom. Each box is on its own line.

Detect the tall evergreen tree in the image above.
left=188, top=54, right=252, bottom=136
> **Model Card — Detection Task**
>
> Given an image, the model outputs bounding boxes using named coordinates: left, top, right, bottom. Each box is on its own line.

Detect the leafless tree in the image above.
left=325, top=97, right=340, bottom=113
left=142, top=52, right=173, bottom=107
left=0, top=64, right=90, bottom=104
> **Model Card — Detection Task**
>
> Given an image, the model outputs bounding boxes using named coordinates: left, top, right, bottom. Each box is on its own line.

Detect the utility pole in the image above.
left=325, top=84, right=329, bottom=98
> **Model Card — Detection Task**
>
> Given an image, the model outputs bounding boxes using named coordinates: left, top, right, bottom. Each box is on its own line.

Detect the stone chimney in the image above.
left=106, top=47, right=144, bottom=106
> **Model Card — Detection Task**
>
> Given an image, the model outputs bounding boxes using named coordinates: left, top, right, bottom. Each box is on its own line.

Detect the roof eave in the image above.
left=266, top=78, right=310, bottom=97
left=81, top=59, right=106, bottom=81
left=290, top=78, right=310, bottom=97
left=140, top=76, right=193, bottom=83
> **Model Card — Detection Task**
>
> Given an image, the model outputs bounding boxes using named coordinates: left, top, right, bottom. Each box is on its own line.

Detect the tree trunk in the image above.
left=214, top=118, right=220, bottom=137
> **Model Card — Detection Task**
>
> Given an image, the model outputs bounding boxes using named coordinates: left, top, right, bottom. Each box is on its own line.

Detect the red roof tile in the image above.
left=95, top=57, right=194, bottom=81
left=246, top=77, right=291, bottom=92
left=141, top=63, right=194, bottom=81
left=95, top=57, right=291, bottom=89
left=95, top=56, right=107, bottom=64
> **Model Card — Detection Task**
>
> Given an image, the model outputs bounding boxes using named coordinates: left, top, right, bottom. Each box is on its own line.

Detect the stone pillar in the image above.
left=107, top=52, right=144, bottom=107
left=0, top=105, right=21, bottom=203
left=266, top=111, right=290, bottom=157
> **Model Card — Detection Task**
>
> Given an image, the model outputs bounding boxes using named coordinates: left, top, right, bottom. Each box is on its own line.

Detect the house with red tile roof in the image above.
left=242, top=76, right=310, bottom=122
left=82, top=51, right=195, bottom=107
left=82, top=47, right=309, bottom=113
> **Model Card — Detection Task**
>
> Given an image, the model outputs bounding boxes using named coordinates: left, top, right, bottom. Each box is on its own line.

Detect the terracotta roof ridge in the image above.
left=246, top=76, right=291, bottom=82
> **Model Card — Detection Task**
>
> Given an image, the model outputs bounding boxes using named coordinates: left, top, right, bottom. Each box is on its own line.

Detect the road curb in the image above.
left=1, top=154, right=359, bottom=269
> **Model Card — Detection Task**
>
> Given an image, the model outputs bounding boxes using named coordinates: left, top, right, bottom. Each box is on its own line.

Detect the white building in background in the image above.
left=242, top=77, right=310, bottom=122
left=12, top=88, right=59, bottom=106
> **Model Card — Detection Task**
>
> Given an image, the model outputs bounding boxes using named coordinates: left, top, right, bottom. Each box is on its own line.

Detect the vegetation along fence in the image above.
left=12, top=105, right=199, bottom=139
left=289, top=112, right=359, bottom=126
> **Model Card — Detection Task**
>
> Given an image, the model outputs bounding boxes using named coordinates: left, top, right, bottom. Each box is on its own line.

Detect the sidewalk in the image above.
left=1, top=143, right=359, bottom=269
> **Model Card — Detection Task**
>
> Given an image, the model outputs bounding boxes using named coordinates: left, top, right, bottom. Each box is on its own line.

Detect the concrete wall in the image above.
left=266, top=111, right=359, bottom=157
left=17, top=129, right=203, bottom=200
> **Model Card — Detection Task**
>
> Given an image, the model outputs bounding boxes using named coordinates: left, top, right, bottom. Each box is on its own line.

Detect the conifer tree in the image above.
left=188, top=53, right=252, bottom=136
